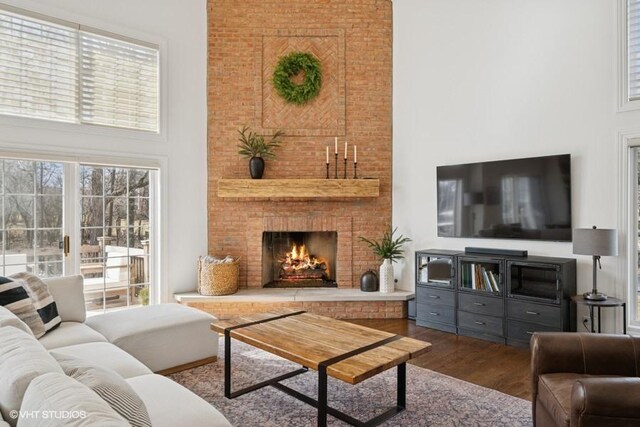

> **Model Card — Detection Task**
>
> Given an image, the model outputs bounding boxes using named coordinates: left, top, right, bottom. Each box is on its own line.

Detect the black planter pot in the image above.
left=360, top=270, right=379, bottom=292
left=249, top=156, right=265, bottom=179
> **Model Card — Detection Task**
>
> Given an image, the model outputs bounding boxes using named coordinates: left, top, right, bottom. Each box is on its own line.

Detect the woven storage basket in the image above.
left=197, top=256, right=240, bottom=296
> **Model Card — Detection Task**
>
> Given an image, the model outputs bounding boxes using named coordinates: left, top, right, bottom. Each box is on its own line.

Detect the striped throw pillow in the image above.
left=0, top=276, right=46, bottom=338
left=11, top=272, right=62, bottom=333
left=53, top=354, right=152, bottom=427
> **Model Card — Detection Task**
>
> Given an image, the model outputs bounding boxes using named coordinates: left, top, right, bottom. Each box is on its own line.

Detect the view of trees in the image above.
left=0, top=160, right=151, bottom=282
left=80, top=165, right=150, bottom=254
left=2, top=159, right=63, bottom=276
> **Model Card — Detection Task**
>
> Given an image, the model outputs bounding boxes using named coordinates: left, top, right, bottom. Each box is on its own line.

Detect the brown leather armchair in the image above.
left=531, top=332, right=640, bottom=427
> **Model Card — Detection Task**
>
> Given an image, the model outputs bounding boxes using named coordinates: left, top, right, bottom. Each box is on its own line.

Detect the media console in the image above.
left=414, top=249, right=576, bottom=347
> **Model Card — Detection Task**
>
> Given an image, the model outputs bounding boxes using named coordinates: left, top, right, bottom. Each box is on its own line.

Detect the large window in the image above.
left=632, top=147, right=640, bottom=324
left=0, top=5, right=159, bottom=132
left=0, top=157, right=156, bottom=314
left=621, top=0, right=640, bottom=109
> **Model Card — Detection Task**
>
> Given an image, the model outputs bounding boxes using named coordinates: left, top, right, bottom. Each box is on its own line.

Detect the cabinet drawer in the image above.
left=416, top=303, right=456, bottom=325
left=416, top=319, right=457, bottom=334
left=458, top=311, right=504, bottom=336
left=417, top=286, right=455, bottom=307
left=507, top=300, right=561, bottom=327
left=507, top=320, right=561, bottom=342
left=458, top=293, right=504, bottom=317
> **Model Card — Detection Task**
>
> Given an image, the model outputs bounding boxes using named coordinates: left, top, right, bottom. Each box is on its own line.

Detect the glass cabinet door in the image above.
left=416, top=253, right=455, bottom=288
left=507, top=262, right=560, bottom=302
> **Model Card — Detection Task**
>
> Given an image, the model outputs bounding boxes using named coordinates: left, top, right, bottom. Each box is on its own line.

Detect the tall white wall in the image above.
left=0, top=0, right=208, bottom=299
left=393, top=0, right=640, bottom=319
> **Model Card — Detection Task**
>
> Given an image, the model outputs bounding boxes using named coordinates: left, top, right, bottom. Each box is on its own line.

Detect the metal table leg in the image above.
left=318, top=366, right=327, bottom=427
left=597, top=307, right=601, bottom=333
left=224, top=330, right=231, bottom=398
left=589, top=306, right=595, bottom=333
left=623, top=303, right=627, bottom=334
left=397, top=363, right=406, bottom=409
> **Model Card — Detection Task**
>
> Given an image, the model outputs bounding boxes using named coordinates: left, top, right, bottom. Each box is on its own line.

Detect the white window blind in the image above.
left=0, top=6, right=159, bottom=132
left=630, top=0, right=640, bottom=101
left=79, top=32, right=158, bottom=132
left=0, top=11, right=77, bottom=122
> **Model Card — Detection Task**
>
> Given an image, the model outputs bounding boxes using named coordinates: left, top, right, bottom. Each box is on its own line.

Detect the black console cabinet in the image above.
left=415, top=250, right=458, bottom=333
left=415, top=249, right=576, bottom=347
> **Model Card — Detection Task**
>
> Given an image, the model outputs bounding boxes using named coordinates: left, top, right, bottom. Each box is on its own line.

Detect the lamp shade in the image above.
left=573, top=227, right=618, bottom=256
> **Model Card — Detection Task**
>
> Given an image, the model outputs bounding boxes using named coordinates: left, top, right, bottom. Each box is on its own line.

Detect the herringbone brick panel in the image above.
left=262, top=35, right=340, bottom=132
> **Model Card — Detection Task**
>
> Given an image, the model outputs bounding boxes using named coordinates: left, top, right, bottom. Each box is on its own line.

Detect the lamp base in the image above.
left=583, top=291, right=607, bottom=301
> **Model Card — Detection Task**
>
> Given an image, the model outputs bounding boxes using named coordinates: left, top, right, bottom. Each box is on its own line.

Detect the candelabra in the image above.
left=326, top=162, right=330, bottom=179
left=354, top=162, right=358, bottom=179
left=334, top=153, right=338, bottom=179
left=343, top=158, right=347, bottom=179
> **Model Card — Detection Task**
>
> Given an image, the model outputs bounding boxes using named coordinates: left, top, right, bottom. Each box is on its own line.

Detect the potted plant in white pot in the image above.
left=237, top=125, right=284, bottom=179
left=359, top=228, right=411, bottom=293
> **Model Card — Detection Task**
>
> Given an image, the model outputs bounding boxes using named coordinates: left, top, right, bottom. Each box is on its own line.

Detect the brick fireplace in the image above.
left=206, top=0, right=393, bottom=293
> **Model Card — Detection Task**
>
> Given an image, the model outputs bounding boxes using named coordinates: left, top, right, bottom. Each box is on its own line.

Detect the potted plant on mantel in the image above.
left=359, top=228, right=412, bottom=293
left=237, top=125, right=285, bottom=179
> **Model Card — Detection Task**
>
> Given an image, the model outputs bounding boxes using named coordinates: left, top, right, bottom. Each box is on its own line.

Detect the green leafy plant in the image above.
left=359, top=228, right=412, bottom=263
left=237, top=126, right=284, bottom=159
left=138, top=287, right=149, bottom=306
left=272, top=51, right=322, bottom=105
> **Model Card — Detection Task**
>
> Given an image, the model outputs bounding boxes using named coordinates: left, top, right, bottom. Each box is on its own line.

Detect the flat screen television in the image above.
left=436, top=154, right=572, bottom=242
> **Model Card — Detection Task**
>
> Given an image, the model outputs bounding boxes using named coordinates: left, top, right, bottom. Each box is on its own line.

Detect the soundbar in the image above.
left=464, top=247, right=528, bottom=257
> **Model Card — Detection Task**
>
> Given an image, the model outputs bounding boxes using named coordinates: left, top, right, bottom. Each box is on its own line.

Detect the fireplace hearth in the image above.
left=262, top=231, right=337, bottom=288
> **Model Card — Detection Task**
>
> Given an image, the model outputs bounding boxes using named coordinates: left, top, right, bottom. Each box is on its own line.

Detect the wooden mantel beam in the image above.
left=217, top=178, right=380, bottom=199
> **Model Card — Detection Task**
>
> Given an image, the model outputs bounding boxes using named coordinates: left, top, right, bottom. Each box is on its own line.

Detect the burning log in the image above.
left=278, top=243, right=330, bottom=282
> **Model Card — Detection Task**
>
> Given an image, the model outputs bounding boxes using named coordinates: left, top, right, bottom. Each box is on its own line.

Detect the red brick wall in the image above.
left=208, top=0, right=392, bottom=288
left=183, top=300, right=406, bottom=320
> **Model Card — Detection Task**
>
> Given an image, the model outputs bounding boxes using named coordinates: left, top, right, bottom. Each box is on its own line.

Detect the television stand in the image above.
left=414, top=249, right=576, bottom=347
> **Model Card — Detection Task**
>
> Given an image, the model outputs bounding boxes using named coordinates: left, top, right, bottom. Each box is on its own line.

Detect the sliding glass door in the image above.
left=79, top=165, right=152, bottom=312
left=0, top=156, right=156, bottom=314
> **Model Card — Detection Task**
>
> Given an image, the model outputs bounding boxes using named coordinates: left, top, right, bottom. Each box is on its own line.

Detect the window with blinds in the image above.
left=0, top=6, right=159, bottom=132
left=630, top=0, right=640, bottom=101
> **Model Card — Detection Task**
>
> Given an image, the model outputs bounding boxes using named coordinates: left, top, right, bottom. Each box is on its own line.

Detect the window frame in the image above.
left=619, top=0, right=640, bottom=112
left=0, top=2, right=166, bottom=139
left=620, top=130, right=640, bottom=334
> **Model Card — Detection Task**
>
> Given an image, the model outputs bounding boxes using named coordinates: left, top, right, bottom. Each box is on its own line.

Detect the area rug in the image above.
left=170, top=338, right=532, bottom=426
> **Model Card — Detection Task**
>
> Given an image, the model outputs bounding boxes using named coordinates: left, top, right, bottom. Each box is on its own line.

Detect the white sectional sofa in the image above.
left=0, top=275, right=230, bottom=427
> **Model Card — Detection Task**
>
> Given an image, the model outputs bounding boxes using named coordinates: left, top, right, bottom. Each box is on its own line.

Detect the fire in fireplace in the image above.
left=262, top=231, right=337, bottom=288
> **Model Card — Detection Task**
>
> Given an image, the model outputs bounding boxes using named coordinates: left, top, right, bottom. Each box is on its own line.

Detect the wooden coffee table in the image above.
left=211, top=309, right=431, bottom=427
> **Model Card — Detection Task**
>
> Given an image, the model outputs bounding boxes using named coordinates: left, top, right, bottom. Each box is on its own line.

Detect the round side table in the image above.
left=571, top=295, right=626, bottom=334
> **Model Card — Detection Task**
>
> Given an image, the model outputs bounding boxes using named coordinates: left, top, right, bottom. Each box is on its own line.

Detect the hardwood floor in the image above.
left=351, top=319, right=532, bottom=400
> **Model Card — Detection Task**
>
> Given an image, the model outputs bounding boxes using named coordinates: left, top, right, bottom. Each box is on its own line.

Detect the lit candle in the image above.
left=334, top=137, right=338, bottom=154
left=354, top=145, right=357, bottom=163
left=344, top=141, right=348, bottom=159
left=326, top=146, right=329, bottom=164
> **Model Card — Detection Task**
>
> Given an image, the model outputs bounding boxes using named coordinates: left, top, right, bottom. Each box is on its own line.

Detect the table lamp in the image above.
left=572, top=226, right=618, bottom=301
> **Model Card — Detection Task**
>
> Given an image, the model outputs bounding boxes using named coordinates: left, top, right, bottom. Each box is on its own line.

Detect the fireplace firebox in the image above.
left=262, top=231, right=337, bottom=288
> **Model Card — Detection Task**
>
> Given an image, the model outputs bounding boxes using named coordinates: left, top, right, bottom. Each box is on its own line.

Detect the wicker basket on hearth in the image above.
left=197, top=256, right=239, bottom=296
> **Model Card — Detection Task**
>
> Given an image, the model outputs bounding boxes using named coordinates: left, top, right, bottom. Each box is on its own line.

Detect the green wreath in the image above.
left=272, top=51, right=322, bottom=105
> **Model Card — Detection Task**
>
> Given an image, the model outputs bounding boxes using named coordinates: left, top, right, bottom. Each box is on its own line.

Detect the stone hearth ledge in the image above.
left=173, top=288, right=414, bottom=303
